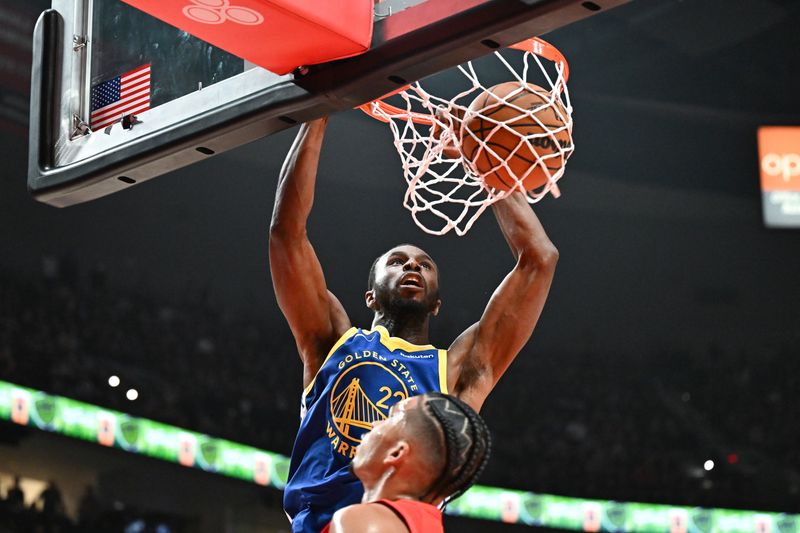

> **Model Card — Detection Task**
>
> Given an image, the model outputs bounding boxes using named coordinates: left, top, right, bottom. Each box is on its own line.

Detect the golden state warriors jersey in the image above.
left=283, top=326, right=447, bottom=533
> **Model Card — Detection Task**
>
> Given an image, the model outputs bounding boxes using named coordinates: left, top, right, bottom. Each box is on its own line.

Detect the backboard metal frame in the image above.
left=29, top=0, right=629, bottom=207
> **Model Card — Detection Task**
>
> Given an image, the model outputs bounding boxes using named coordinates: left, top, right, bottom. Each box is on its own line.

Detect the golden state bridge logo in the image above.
left=328, top=361, right=411, bottom=459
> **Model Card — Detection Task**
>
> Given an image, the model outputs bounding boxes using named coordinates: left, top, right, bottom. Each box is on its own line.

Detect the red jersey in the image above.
left=321, top=499, right=443, bottom=533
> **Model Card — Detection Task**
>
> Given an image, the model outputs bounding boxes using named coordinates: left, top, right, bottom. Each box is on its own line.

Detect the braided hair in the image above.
left=416, top=392, right=491, bottom=506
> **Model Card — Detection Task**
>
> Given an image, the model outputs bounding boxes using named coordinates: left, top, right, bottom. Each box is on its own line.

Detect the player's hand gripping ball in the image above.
left=430, top=105, right=466, bottom=160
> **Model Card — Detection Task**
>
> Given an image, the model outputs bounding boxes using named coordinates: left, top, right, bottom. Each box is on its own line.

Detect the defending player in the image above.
left=269, top=117, right=558, bottom=532
left=323, top=392, right=491, bottom=533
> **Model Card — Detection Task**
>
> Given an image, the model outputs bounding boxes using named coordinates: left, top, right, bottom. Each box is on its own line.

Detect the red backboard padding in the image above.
left=121, top=0, right=374, bottom=75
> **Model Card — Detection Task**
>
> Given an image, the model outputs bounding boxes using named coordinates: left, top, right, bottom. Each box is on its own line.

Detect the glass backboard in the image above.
left=28, top=0, right=628, bottom=207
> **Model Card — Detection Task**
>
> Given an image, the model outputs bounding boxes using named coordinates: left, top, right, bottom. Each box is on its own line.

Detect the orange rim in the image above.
left=358, top=37, right=569, bottom=124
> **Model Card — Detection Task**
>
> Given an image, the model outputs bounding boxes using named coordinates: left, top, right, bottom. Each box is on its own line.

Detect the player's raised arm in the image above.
left=269, top=118, right=351, bottom=387
left=447, top=192, right=558, bottom=411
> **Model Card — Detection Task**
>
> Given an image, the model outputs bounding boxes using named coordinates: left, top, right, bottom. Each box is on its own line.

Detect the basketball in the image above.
left=460, top=82, right=571, bottom=191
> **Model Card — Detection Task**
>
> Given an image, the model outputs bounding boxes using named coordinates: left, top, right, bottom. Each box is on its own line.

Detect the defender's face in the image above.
left=351, top=396, right=420, bottom=479
left=371, top=245, right=440, bottom=311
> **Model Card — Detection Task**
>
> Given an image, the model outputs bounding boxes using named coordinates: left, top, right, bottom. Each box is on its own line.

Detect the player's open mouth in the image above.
left=399, top=274, right=423, bottom=288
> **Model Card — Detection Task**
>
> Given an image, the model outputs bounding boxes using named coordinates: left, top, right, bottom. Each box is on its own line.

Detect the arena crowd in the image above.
left=1, top=257, right=797, bottom=524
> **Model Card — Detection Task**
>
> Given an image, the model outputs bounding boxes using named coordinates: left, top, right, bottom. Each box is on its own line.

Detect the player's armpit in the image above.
left=328, top=503, right=410, bottom=533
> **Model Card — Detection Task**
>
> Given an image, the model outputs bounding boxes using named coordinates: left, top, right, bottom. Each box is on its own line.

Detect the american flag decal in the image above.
left=90, top=64, right=151, bottom=131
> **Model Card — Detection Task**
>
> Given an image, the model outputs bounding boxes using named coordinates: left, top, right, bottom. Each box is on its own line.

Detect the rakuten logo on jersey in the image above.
left=762, top=152, right=800, bottom=182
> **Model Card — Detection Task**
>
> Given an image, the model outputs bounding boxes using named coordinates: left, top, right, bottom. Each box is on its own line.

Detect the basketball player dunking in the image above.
left=270, top=117, right=558, bottom=533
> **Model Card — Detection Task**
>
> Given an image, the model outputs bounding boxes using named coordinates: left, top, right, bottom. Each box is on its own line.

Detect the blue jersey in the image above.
left=284, top=326, right=448, bottom=533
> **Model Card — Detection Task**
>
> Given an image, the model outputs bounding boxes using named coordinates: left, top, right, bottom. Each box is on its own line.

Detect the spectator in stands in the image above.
left=36, top=481, right=64, bottom=519
left=77, top=485, right=102, bottom=528
left=5, top=476, right=25, bottom=511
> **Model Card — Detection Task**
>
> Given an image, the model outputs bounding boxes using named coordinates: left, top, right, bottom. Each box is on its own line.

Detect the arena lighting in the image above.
left=1, top=380, right=798, bottom=531
left=108, top=375, right=120, bottom=387
left=126, top=389, right=139, bottom=401
left=704, top=460, right=715, bottom=471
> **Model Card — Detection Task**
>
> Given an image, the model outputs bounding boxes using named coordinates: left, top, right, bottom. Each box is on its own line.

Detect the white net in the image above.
left=361, top=38, right=574, bottom=236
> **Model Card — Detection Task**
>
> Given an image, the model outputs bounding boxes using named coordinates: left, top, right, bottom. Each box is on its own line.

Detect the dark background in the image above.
left=1, top=0, right=799, bottom=526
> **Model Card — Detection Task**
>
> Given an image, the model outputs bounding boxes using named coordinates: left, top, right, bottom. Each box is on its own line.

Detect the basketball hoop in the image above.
left=359, top=37, right=574, bottom=236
